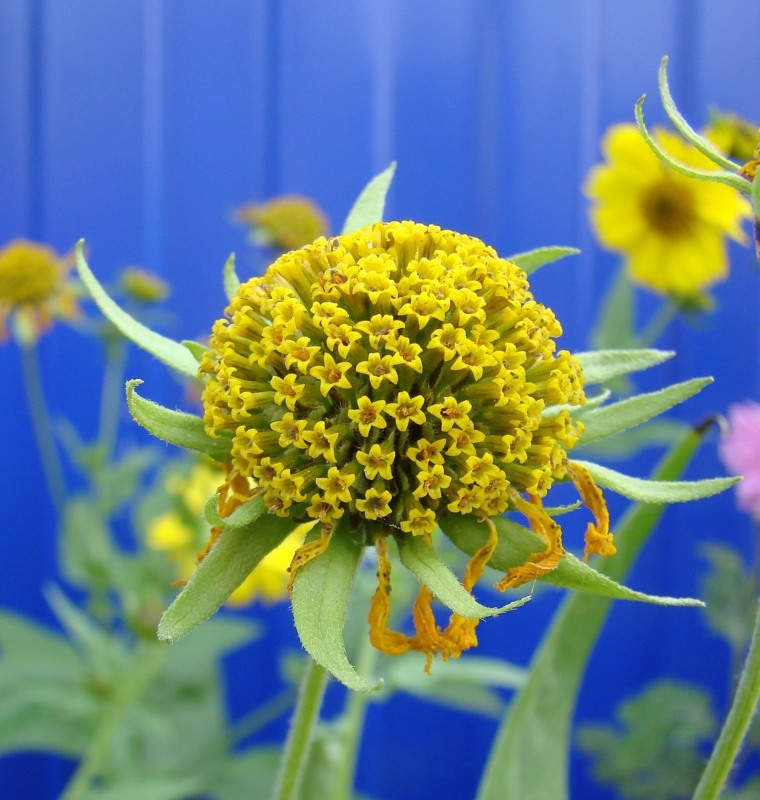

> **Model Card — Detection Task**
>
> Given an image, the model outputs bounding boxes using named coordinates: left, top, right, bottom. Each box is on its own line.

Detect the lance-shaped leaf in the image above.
left=577, top=377, right=711, bottom=445
left=506, top=246, right=579, bottom=275
left=440, top=514, right=701, bottom=607
left=158, top=507, right=294, bottom=642
left=341, top=162, right=397, bottom=234
left=592, top=265, right=636, bottom=350
left=398, top=534, right=529, bottom=619
left=573, top=458, right=739, bottom=503
left=291, top=525, right=381, bottom=693
left=475, top=424, right=718, bottom=800
left=658, top=56, right=738, bottom=172
left=576, top=348, right=674, bottom=385
left=126, top=380, right=232, bottom=462
left=223, top=253, right=241, bottom=301
left=75, top=242, right=198, bottom=378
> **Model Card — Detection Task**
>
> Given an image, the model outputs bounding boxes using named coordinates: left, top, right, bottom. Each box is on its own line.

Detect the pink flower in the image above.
left=719, top=401, right=760, bottom=522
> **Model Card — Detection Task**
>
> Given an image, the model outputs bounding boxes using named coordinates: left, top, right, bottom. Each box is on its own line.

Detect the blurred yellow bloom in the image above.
left=147, top=461, right=300, bottom=606
left=0, top=239, right=79, bottom=343
left=586, top=124, right=751, bottom=301
left=120, top=266, right=170, bottom=304
left=236, top=195, right=329, bottom=251
left=703, top=110, right=759, bottom=163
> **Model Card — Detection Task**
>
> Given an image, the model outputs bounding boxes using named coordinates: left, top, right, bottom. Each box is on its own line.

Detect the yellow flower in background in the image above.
left=0, top=239, right=79, bottom=343
left=236, top=195, right=330, bottom=252
left=120, top=266, right=170, bottom=304
left=586, top=124, right=751, bottom=301
left=704, top=110, right=759, bottom=164
left=147, top=461, right=300, bottom=606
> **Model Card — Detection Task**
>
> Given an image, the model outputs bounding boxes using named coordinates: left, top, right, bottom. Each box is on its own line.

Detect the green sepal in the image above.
left=440, top=513, right=702, bottom=607
left=223, top=253, right=241, bottom=301
left=204, top=493, right=263, bottom=529
left=397, top=533, right=530, bottom=619
left=576, top=348, right=674, bottom=385
left=182, top=340, right=210, bottom=363
left=75, top=242, right=199, bottom=378
left=157, top=504, right=294, bottom=642
left=475, top=423, right=717, bottom=800
left=506, top=246, right=579, bottom=275
left=658, top=56, right=738, bottom=172
left=577, top=377, right=711, bottom=445
left=291, top=523, right=381, bottom=693
left=543, top=389, right=610, bottom=419
left=126, top=380, right=233, bottom=462
left=573, top=458, right=740, bottom=503
left=341, top=162, right=397, bottom=234
left=635, top=98, right=749, bottom=194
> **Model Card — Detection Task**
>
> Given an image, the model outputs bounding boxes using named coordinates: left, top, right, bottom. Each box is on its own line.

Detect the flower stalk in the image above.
left=693, top=599, right=760, bottom=800
left=271, top=657, right=329, bottom=800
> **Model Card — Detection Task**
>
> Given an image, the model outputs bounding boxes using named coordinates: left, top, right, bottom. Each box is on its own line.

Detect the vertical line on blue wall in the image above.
left=672, top=0, right=699, bottom=120
left=263, top=0, right=281, bottom=195
left=367, top=0, right=395, bottom=190
left=575, top=0, right=602, bottom=346
left=143, top=0, right=164, bottom=274
left=474, top=0, right=501, bottom=244
left=27, top=0, right=44, bottom=240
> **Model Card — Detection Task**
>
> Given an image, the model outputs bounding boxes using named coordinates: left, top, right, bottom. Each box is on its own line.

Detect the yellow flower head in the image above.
left=177, top=221, right=629, bottom=668
left=236, top=195, right=329, bottom=252
left=201, top=221, right=586, bottom=543
left=0, top=239, right=79, bottom=343
left=146, top=461, right=298, bottom=606
left=703, top=110, right=760, bottom=163
left=585, top=124, right=751, bottom=301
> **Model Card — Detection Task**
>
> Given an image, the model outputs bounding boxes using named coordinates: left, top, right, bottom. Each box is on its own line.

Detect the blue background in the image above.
left=2, top=1, right=760, bottom=798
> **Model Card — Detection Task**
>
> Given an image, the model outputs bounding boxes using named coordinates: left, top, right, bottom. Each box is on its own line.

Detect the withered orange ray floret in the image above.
left=199, top=220, right=610, bottom=666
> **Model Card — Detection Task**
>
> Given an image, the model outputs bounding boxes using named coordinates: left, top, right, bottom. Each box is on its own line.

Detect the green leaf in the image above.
left=752, top=169, right=760, bottom=220
left=398, top=534, right=529, bottom=618
left=60, top=498, right=121, bottom=591
left=203, top=493, right=265, bottom=529
left=85, top=777, right=203, bottom=800
left=158, top=508, right=295, bottom=642
left=577, top=680, right=716, bottom=800
left=475, top=425, right=714, bottom=800
left=699, top=544, right=757, bottom=654
left=75, top=242, right=199, bottom=377
left=577, top=377, right=711, bottom=445
left=384, top=656, right=526, bottom=717
left=573, top=458, right=740, bottom=503
left=658, top=56, right=738, bottom=172
left=223, top=253, right=241, bottom=301
left=506, top=246, right=579, bottom=275
left=182, top=339, right=210, bottom=362
left=126, top=379, right=233, bottom=462
left=576, top=419, right=688, bottom=460
left=440, top=514, right=702, bottom=607
left=291, top=524, right=381, bottom=692
left=576, top=349, right=674, bottom=385
left=211, top=747, right=281, bottom=800
left=592, top=264, right=637, bottom=350
left=341, top=162, right=397, bottom=234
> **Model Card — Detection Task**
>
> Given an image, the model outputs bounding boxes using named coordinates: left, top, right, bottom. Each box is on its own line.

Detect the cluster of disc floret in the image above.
left=201, top=221, right=586, bottom=541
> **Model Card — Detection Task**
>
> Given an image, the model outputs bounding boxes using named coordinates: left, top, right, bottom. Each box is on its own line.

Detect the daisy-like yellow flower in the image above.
left=0, top=239, right=79, bottom=343
left=200, top=220, right=608, bottom=665
left=236, top=195, right=329, bottom=252
left=586, top=124, right=751, bottom=301
left=147, top=461, right=300, bottom=606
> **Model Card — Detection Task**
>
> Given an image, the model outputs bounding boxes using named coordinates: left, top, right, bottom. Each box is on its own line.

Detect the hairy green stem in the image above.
left=334, top=633, right=379, bottom=800
left=693, top=599, right=760, bottom=800
left=60, top=640, right=167, bottom=800
left=98, top=336, right=127, bottom=461
left=271, top=658, right=329, bottom=800
left=20, top=343, right=66, bottom=512
left=641, top=300, right=677, bottom=348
